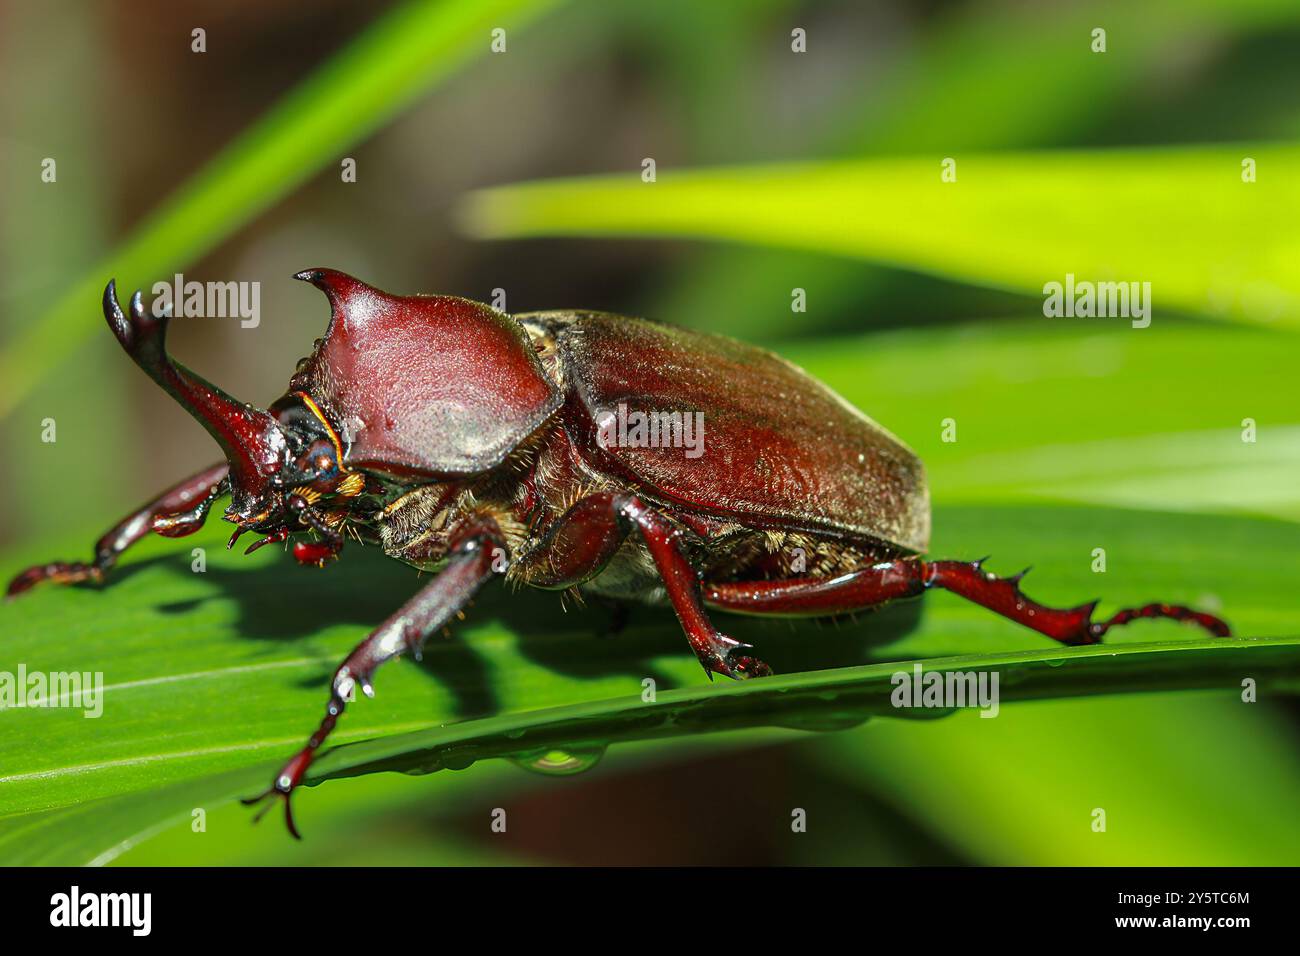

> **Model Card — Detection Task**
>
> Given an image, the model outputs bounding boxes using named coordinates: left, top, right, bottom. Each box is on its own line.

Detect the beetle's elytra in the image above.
left=7, top=270, right=1231, bottom=836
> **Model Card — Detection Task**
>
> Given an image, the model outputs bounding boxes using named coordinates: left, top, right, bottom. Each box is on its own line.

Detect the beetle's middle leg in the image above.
left=703, top=558, right=1231, bottom=645
left=512, top=492, right=772, bottom=680
left=244, top=513, right=506, bottom=838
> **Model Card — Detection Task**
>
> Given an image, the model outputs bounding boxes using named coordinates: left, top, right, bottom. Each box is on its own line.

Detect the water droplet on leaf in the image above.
left=510, top=745, right=607, bottom=776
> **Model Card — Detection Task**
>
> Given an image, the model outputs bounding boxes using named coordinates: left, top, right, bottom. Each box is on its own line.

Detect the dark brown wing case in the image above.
left=557, top=314, right=930, bottom=552
left=290, top=270, right=561, bottom=477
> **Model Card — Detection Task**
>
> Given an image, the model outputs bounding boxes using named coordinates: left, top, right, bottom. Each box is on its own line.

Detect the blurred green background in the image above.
left=0, top=0, right=1297, bottom=866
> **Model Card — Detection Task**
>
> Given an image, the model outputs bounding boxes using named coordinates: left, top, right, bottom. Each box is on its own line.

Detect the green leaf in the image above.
left=458, top=144, right=1300, bottom=327
left=0, top=0, right=562, bottom=420
left=634, top=0, right=1300, bottom=343
left=1, top=499, right=1295, bottom=862
left=809, top=693, right=1300, bottom=866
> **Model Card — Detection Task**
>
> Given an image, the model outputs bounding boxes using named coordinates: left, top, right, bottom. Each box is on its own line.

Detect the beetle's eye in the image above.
left=294, top=439, right=338, bottom=482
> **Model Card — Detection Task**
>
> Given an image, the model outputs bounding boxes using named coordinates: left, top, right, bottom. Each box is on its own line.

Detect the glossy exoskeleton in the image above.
left=7, top=270, right=1231, bottom=836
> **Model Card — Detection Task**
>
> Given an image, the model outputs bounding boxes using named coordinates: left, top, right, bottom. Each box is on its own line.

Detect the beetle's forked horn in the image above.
left=103, top=280, right=287, bottom=510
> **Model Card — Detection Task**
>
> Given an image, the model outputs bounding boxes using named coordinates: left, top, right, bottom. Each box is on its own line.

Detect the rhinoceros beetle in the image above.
left=8, top=270, right=1231, bottom=836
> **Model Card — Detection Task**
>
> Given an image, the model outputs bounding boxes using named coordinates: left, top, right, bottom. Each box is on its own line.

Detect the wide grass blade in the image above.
left=460, top=144, right=1300, bottom=327
left=1, top=502, right=1294, bottom=830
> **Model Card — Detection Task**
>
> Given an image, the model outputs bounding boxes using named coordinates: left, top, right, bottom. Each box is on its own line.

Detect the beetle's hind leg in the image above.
left=6, top=462, right=230, bottom=598
left=703, top=558, right=1231, bottom=644
left=922, top=559, right=1230, bottom=642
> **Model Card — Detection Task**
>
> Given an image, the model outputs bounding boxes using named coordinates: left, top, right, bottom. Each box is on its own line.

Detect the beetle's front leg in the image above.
left=6, top=462, right=230, bottom=598
left=243, top=513, right=505, bottom=838
left=512, top=492, right=771, bottom=680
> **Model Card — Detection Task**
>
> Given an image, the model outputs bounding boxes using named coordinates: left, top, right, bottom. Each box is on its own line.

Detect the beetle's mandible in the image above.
left=7, top=270, right=1231, bottom=836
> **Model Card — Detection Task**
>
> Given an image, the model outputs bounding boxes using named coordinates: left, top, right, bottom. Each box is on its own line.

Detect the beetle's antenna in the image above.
left=103, top=280, right=288, bottom=516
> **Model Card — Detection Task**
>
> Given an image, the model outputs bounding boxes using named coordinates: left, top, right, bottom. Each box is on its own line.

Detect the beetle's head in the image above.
left=102, top=280, right=360, bottom=540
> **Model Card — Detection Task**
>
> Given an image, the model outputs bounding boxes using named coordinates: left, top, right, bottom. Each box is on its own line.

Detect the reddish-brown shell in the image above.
left=290, top=270, right=561, bottom=477
left=553, top=313, right=930, bottom=553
